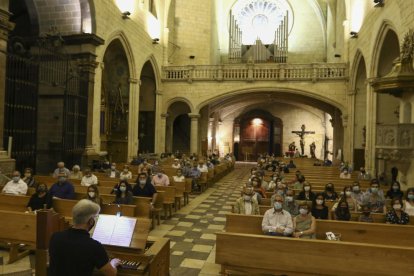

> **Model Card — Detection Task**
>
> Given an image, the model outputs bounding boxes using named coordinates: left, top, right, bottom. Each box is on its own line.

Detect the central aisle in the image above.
left=148, top=163, right=251, bottom=276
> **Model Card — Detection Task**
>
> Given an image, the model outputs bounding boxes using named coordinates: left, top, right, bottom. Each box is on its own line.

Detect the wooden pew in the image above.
left=0, top=194, right=30, bottom=212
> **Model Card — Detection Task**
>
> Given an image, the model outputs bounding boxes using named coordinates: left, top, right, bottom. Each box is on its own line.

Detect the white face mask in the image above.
left=299, top=208, right=308, bottom=215
left=111, top=166, right=116, bottom=170
left=345, top=191, right=352, bottom=197
left=393, top=204, right=401, bottom=210
left=353, top=186, right=360, bottom=192
left=304, top=186, right=310, bottom=192
left=285, top=196, right=293, bottom=202
left=88, top=192, right=95, bottom=198
left=12, top=176, right=20, bottom=182
left=316, top=199, right=323, bottom=205
left=274, top=202, right=282, bottom=210
left=119, top=186, right=127, bottom=192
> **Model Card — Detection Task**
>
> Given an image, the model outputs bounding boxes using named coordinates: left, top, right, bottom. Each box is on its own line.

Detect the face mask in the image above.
left=273, top=177, right=277, bottom=181
left=12, top=176, right=20, bottom=182
left=139, top=180, right=146, bottom=185
left=299, top=208, right=308, bottom=215
left=371, top=187, right=378, bottom=193
left=24, top=173, right=31, bottom=178
left=393, top=204, right=401, bottom=210
left=111, top=166, right=115, bottom=170
left=304, top=186, right=310, bottom=192
left=58, top=177, right=66, bottom=183
left=345, top=191, right=352, bottom=197
left=119, top=186, right=127, bottom=192
left=408, top=194, right=414, bottom=200
left=243, top=195, right=251, bottom=201
left=316, top=199, right=323, bottom=205
left=88, top=217, right=96, bottom=232
left=157, top=173, right=162, bottom=178
left=274, top=202, right=282, bottom=210
left=88, top=192, right=95, bottom=198
left=285, top=196, right=293, bottom=202
left=392, top=186, right=399, bottom=191
left=353, top=186, right=360, bottom=192
left=123, top=169, right=128, bottom=173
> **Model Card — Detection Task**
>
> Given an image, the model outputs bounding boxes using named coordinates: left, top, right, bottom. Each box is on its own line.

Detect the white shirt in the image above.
left=2, top=179, right=28, bottom=195
left=244, top=201, right=253, bottom=215
left=81, top=174, right=98, bottom=186
left=173, top=175, right=185, bottom=182
left=198, top=165, right=208, bottom=173
left=172, top=164, right=181, bottom=169
left=404, top=200, right=414, bottom=216
left=110, top=171, right=116, bottom=178
left=262, top=209, right=293, bottom=235
left=120, top=171, right=132, bottom=180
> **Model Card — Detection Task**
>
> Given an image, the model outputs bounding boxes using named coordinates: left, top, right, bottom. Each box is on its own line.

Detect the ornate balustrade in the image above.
left=161, top=63, right=348, bottom=82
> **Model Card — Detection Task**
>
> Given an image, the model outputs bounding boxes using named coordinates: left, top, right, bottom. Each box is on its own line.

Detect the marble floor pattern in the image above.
left=148, top=163, right=251, bottom=276
left=0, top=163, right=250, bottom=276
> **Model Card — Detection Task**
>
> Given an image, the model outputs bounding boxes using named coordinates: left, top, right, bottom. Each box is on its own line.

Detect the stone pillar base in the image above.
left=0, top=151, right=15, bottom=175
left=81, top=146, right=101, bottom=168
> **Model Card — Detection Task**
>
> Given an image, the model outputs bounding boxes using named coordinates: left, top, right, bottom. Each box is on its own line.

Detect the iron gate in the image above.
left=4, top=36, right=88, bottom=172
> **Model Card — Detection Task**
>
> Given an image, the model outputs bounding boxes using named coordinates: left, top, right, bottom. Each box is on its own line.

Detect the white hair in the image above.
left=72, top=199, right=100, bottom=225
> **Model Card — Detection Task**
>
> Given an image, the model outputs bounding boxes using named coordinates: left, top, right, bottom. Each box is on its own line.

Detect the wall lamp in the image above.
left=152, top=38, right=159, bottom=44
left=122, top=11, right=131, bottom=19
left=350, top=31, right=358, bottom=39
left=374, top=0, right=384, bottom=7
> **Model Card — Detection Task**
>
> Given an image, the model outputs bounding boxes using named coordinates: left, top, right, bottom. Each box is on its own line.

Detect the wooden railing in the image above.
left=162, top=63, right=348, bottom=82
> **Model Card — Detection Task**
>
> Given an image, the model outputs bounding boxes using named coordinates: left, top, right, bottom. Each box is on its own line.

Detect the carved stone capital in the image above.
left=188, top=113, right=200, bottom=119
left=156, top=90, right=163, bottom=95
left=161, top=113, right=169, bottom=118
left=0, top=9, right=15, bottom=40
left=129, top=78, right=139, bottom=84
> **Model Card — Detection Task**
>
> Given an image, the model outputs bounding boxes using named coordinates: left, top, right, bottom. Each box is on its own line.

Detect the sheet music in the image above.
left=92, top=215, right=136, bottom=247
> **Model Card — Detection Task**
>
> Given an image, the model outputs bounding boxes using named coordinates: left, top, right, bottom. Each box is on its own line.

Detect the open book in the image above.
left=92, top=214, right=137, bottom=247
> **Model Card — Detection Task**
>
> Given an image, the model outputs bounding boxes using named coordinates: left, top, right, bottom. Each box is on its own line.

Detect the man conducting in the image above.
left=49, top=199, right=120, bottom=275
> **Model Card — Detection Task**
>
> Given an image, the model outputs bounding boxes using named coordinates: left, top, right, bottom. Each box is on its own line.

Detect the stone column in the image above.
left=127, top=78, right=140, bottom=161
left=189, top=113, right=200, bottom=155
left=365, top=83, right=377, bottom=175
left=344, top=89, right=356, bottom=163
left=154, top=90, right=164, bottom=153
left=0, top=6, right=16, bottom=172
left=208, top=118, right=215, bottom=150
left=160, top=113, right=169, bottom=153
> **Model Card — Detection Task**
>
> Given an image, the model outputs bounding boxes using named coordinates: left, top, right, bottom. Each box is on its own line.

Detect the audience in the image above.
left=234, top=186, right=260, bottom=215
left=26, top=183, right=52, bottom=212
left=120, top=165, right=132, bottom=180
left=81, top=168, right=98, bottom=187
left=334, top=200, right=351, bottom=221
left=187, top=162, right=201, bottom=192
left=363, top=180, right=386, bottom=213
left=69, top=165, right=82, bottom=180
left=293, top=202, right=316, bottom=239
left=132, top=173, right=157, bottom=209
left=113, top=181, right=134, bottom=205
left=49, top=173, right=75, bottom=199
left=358, top=205, right=374, bottom=223
left=84, top=185, right=103, bottom=206
left=138, top=159, right=152, bottom=174
left=358, top=167, right=370, bottom=180
left=311, top=193, right=329, bottom=220
left=173, top=169, right=185, bottom=183
left=106, top=163, right=120, bottom=178
left=151, top=171, right=170, bottom=186
left=197, top=160, right=209, bottom=173
left=171, top=159, right=181, bottom=169
left=351, top=181, right=364, bottom=206
left=2, top=171, right=28, bottom=195
left=262, top=194, right=293, bottom=236
left=297, top=182, right=316, bottom=201
left=339, top=168, right=351, bottom=179
left=339, top=186, right=358, bottom=211
left=292, top=174, right=305, bottom=190
left=283, top=189, right=299, bottom=216
left=22, top=168, right=36, bottom=188
left=151, top=161, right=162, bottom=175
left=322, top=183, right=338, bottom=201
left=251, top=176, right=266, bottom=200
left=385, top=198, right=409, bottom=225
left=111, top=179, right=133, bottom=195
left=403, top=188, right=414, bottom=216
left=386, top=181, right=404, bottom=199
left=286, top=160, right=296, bottom=169
left=53, top=162, right=71, bottom=178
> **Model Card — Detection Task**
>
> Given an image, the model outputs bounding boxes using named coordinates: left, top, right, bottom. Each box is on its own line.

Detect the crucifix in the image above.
left=292, top=124, right=315, bottom=156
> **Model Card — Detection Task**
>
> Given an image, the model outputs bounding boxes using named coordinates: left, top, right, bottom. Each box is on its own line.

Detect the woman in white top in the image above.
left=120, top=165, right=132, bottom=180
left=81, top=168, right=98, bottom=187
left=403, top=188, right=414, bottom=216
left=173, top=169, right=185, bottom=182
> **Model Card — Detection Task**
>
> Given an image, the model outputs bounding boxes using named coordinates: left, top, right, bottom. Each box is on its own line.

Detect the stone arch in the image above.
left=141, top=55, right=162, bottom=90
left=165, top=97, right=195, bottom=114
left=166, top=101, right=193, bottom=154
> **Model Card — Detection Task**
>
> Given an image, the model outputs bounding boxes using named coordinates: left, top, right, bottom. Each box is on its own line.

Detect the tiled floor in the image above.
left=148, top=163, right=250, bottom=276
left=0, top=163, right=250, bottom=276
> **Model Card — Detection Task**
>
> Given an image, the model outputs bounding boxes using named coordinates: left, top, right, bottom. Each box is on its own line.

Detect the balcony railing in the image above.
left=162, top=63, right=348, bottom=82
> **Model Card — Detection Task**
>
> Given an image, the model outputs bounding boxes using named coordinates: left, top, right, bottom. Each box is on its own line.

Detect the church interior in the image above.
left=0, top=0, right=414, bottom=275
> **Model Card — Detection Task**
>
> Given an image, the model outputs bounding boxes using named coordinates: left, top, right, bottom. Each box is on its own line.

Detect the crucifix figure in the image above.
left=292, top=124, right=315, bottom=156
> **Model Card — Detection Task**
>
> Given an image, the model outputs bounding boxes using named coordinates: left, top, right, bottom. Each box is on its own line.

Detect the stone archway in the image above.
left=166, top=101, right=192, bottom=154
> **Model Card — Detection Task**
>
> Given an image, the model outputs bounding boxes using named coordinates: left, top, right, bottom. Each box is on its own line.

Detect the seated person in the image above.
left=292, top=175, right=306, bottom=190
left=2, top=171, right=28, bottom=195
left=234, top=186, right=260, bottom=215
left=337, top=186, right=358, bottom=211
left=283, top=189, right=299, bottom=216
left=119, top=165, right=132, bottom=180
left=363, top=180, right=386, bottom=213
left=311, top=193, right=329, bottom=220
left=138, top=159, right=152, bottom=174
left=111, top=180, right=133, bottom=194
left=358, top=205, right=374, bottom=223
left=53, top=161, right=71, bottom=178
left=297, top=182, right=316, bottom=201
left=265, top=161, right=276, bottom=172
left=322, top=183, right=338, bottom=201
left=385, top=198, right=410, bottom=225
left=22, top=168, right=36, bottom=188
left=132, top=173, right=157, bottom=209
left=106, top=163, right=120, bottom=178
left=81, top=168, right=98, bottom=187
left=386, top=181, right=404, bottom=199
left=113, top=181, right=134, bottom=205
left=173, top=169, right=185, bottom=183
left=286, top=160, right=296, bottom=169
left=84, top=185, right=103, bottom=206
left=334, top=200, right=351, bottom=221
left=358, top=167, right=371, bottom=180
left=323, top=159, right=332, bottom=166
left=69, top=165, right=83, bottom=180
left=49, top=173, right=75, bottom=199
left=251, top=176, right=266, bottom=200
left=151, top=171, right=170, bottom=186
left=187, top=162, right=201, bottom=192
left=351, top=181, right=364, bottom=207
left=339, top=168, right=351, bottom=179
left=27, top=183, right=52, bottom=212
left=293, top=202, right=316, bottom=239
left=197, top=160, right=209, bottom=173
left=151, top=161, right=162, bottom=175
left=171, top=159, right=181, bottom=169
left=403, top=188, right=414, bottom=216
left=262, top=194, right=293, bottom=236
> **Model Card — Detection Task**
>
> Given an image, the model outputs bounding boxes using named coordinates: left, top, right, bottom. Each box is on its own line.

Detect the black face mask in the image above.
left=88, top=217, right=96, bottom=232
